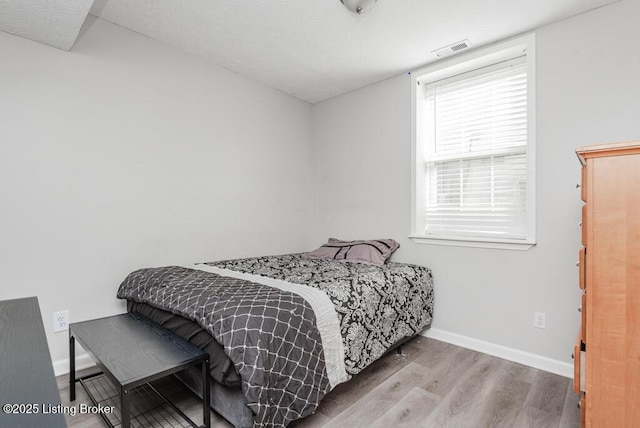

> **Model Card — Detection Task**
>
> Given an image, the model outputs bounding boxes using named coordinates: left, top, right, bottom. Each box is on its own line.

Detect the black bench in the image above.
left=69, top=312, right=210, bottom=428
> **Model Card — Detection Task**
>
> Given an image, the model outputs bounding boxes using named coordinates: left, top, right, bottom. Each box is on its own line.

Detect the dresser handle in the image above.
left=571, top=352, right=574, bottom=359
left=579, top=221, right=582, bottom=227
left=578, top=306, right=582, bottom=312
left=576, top=183, right=581, bottom=189
left=576, top=261, right=580, bottom=267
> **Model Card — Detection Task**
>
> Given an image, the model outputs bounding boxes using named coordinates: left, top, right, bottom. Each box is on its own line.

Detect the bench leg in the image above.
left=203, top=358, right=210, bottom=428
left=69, top=335, right=76, bottom=401
left=121, top=387, right=130, bottom=428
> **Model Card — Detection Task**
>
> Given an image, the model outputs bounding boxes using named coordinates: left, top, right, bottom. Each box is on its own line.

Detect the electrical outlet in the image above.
left=534, top=312, right=546, bottom=329
left=53, top=310, right=70, bottom=333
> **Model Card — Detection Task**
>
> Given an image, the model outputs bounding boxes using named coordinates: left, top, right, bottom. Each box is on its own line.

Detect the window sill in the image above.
left=409, top=235, right=536, bottom=251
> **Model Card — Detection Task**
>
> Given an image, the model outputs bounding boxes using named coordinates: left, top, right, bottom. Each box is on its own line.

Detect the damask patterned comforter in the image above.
left=208, top=253, right=434, bottom=375
left=117, top=253, right=433, bottom=427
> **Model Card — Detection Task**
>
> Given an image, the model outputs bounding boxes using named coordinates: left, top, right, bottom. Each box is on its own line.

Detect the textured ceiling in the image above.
left=0, top=0, right=93, bottom=50
left=1, top=0, right=621, bottom=103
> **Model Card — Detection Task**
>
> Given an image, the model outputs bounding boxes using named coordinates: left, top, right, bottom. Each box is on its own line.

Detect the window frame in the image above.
left=410, top=34, right=536, bottom=250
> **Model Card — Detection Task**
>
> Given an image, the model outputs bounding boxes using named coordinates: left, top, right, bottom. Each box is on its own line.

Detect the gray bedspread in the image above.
left=117, top=253, right=434, bottom=427
left=117, top=266, right=330, bottom=427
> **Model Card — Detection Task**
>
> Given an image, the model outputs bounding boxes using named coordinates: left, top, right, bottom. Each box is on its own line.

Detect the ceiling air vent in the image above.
left=432, top=39, right=472, bottom=58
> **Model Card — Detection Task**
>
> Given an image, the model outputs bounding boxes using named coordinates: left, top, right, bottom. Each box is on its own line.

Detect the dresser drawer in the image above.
left=581, top=292, right=586, bottom=342
left=578, top=248, right=586, bottom=290
left=573, top=332, right=586, bottom=394
left=581, top=205, right=587, bottom=247
left=581, top=166, right=587, bottom=202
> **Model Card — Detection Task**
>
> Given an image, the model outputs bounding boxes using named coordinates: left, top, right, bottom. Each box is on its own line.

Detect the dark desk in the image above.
left=0, top=297, right=67, bottom=428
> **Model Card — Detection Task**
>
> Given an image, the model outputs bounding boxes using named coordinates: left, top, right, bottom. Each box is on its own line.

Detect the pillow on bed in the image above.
left=306, top=238, right=400, bottom=265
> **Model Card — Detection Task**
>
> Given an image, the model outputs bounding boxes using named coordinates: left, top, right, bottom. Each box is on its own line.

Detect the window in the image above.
left=411, top=35, right=535, bottom=250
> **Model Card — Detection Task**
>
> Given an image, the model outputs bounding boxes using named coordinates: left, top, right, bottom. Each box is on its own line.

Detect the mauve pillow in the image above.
left=306, top=238, right=400, bottom=265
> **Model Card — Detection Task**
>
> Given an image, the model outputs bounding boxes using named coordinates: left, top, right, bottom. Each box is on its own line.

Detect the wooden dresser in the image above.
left=574, top=141, right=640, bottom=427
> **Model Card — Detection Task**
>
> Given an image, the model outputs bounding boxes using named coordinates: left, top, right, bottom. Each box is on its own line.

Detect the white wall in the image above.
left=311, top=0, right=640, bottom=373
left=3, top=1, right=639, bottom=377
left=0, top=18, right=314, bottom=364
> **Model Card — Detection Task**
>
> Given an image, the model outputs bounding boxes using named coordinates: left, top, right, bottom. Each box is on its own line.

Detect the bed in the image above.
left=116, top=245, right=434, bottom=428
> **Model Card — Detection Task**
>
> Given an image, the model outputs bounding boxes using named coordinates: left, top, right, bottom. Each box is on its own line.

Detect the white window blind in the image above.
left=420, top=56, right=529, bottom=240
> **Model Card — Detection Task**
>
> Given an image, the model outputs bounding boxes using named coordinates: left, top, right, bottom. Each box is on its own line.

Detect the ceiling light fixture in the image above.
left=340, top=0, right=377, bottom=15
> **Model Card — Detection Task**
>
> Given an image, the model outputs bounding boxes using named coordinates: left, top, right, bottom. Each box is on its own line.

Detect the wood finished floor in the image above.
left=57, top=336, right=580, bottom=428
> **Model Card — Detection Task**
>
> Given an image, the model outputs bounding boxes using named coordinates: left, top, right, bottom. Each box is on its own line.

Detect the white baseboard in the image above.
left=423, top=328, right=573, bottom=379
left=53, top=353, right=95, bottom=377
left=54, top=330, right=572, bottom=379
